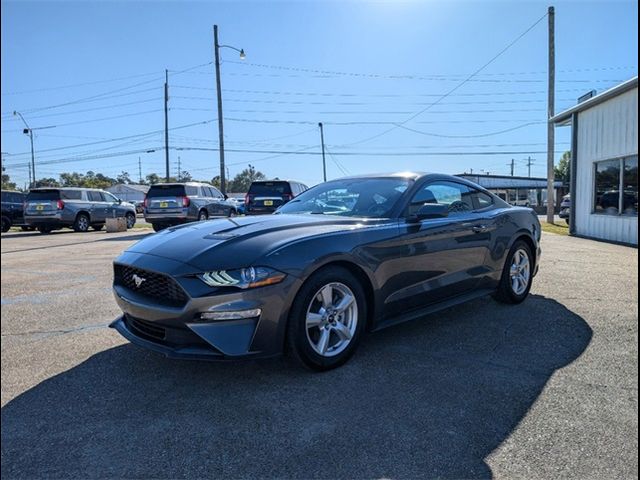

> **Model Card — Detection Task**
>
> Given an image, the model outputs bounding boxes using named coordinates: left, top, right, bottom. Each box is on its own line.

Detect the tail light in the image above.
left=56, top=200, right=65, bottom=210
left=282, top=194, right=293, bottom=202
left=143, top=196, right=149, bottom=208
left=181, top=196, right=190, bottom=207
left=244, top=194, right=250, bottom=206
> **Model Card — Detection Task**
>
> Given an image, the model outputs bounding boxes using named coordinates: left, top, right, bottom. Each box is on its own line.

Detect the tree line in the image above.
left=1, top=165, right=267, bottom=193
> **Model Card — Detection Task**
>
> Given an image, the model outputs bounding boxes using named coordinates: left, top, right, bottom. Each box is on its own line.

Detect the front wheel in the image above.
left=125, top=212, right=136, bottom=229
left=152, top=223, right=165, bottom=232
left=1, top=216, right=10, bottom=232
left=198, top=210, right=208, bottom=221
left=286, top=266, right=366, bottom=371
left=493, top=240, right=534, bottom=304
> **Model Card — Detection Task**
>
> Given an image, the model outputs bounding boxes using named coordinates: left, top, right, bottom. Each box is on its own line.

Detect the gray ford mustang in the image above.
left=110, top=173, right=541, bottom=370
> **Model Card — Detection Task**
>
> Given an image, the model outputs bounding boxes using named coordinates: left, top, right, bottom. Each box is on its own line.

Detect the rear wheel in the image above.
left=152, top=223, right=165, bottom=232
left=493, top=240, right=533, bottom=304
left=1, top=216, right=10, bottom=232
left=38, top=226, right=52, bottom=234
left=73, top=213, right=90, bottom=232
left=125, top=212, right=136, bottom=229
left=198, top=210, right=208, bottom=221
left=286, top=266, right=366, bottom=371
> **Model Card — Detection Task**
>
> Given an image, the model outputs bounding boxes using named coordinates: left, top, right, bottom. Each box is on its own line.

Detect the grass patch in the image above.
left=131, top=222, right=152, bottom=229
left=540, top=221, right=569, bottom=236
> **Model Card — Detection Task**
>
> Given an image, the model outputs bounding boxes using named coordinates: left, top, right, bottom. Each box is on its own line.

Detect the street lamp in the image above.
left=213, top=24, right=245, bottom=195
left=13, top=111, right=36, bottom=188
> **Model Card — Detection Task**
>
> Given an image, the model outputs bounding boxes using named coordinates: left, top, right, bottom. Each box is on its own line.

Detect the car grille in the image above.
left=114, top=264, right=188, bottom=307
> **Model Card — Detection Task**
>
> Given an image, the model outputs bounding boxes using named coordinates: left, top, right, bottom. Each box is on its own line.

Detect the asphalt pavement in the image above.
left=1, top=228, right=637, bottom=479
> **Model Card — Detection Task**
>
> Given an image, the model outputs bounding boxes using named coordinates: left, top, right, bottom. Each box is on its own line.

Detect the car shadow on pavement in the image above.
left=1, top=294, right=592, bottom=479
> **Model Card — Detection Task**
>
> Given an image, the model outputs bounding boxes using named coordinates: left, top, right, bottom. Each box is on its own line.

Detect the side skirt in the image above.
left=372, top=287, right=496, bottom=332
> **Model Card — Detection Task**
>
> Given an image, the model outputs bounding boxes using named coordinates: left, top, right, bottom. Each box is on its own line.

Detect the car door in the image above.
left=381, top=180, right=493, bottom=318
left=87, top=190, right=107, bottom=222
left=207, top=186, right=228, bottom=216
left=102, top=191, right=122, bottom=219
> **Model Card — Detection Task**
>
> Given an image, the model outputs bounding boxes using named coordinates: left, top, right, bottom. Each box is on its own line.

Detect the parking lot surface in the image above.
left=1, top=228, right=637, bottom=479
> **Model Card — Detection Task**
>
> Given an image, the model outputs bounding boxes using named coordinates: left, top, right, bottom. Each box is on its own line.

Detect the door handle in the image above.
left=472, top=225, right=489, bottom=233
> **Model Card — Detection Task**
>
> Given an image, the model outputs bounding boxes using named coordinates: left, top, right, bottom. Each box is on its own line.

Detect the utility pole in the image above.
left=13, top=111, right=36, bottom=188
left=509, top=158, right=515, bottom=176
left=525, top=156, right=534, bottom=178
left=470, top=168, right=473, bottom=174
left=547, top=5, right=556, bottom=224
left=177, top=156, right=181, bottom=181
left=164, top=69, right=170, bottom=182
left=214, top=25, right=226, bottom=195
left=138, top=157, right=142, bottom=183
left=319, top=122, right=327, bottom=182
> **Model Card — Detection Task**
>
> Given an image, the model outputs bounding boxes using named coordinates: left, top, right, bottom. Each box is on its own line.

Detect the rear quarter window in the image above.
left=474, top=191, right=494, bottom=210
left=62, top=190, right=83, bottom=200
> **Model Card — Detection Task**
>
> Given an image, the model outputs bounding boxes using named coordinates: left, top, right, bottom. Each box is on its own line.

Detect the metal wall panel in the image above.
left=575, top=88, right=638, bottom=245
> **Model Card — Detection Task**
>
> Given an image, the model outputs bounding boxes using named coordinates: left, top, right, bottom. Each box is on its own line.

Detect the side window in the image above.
left=185, top=186, right=198, bottom=196
left=200, top=187, right=210, bottom=197
left=407, top=181, right=474, bottom=217
left=210, top=187, right=223, bottom=199
left=473, top=190, right=494, bottom=210
left=87, top=191, right=104, bottom=202
left=103, top=192, right=119, bottom=203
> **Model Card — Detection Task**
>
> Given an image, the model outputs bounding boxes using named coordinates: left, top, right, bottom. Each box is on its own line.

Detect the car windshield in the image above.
left=275, top=177, right=411, bottom=218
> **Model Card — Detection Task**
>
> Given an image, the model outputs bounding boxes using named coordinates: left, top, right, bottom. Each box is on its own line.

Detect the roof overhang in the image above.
left=550, top=76, right=638, bottom=126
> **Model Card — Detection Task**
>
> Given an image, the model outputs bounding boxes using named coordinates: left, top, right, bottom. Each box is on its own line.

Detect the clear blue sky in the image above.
left=1, top=0, right=638, bottom=189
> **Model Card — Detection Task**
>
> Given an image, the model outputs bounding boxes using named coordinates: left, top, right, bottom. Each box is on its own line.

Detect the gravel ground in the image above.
left=1, top=228, right=637, bottom=479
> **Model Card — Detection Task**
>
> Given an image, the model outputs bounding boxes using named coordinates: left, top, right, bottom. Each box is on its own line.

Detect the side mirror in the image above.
left=224, top=194, right=228, bottom=200
left=407, top=203, right=449, bottom=223
left=117, top=198, right=122, bottom=204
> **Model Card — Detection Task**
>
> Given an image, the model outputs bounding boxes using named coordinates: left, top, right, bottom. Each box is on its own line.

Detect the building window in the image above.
left=594, top=156, right=638, bottom=216
left=623, top=156, right=638, bottom=216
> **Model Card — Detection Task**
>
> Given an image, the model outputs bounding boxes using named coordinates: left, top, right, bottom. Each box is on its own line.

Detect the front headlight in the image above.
left=198, top=267, right=286, bottom=289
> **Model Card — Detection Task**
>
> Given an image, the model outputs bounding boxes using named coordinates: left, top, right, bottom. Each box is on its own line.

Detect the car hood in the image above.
left=125, top=214, right=389, bottom=271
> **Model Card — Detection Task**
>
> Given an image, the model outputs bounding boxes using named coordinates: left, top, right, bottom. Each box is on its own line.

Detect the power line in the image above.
left=394, top=121, right=546, bottom=138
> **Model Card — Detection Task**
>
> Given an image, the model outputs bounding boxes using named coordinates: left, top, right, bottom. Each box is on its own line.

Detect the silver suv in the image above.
left=143, top=182, right=238, bottom=232
left=24, top=187, right=137, bottom=234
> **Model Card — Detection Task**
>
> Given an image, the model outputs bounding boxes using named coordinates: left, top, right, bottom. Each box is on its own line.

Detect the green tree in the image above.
left=145, top=173, right=161, bottom=185
left=210, top=175, right=221, bottom=189
left=116, top=171, right=132, bottom=184
left=228, top=164, right=266, bottom=192
left=554, top=151, right=571, bottom=184
left=34, top=177, right=60, bottom=188
left=1, top=166, right=17, bottom=190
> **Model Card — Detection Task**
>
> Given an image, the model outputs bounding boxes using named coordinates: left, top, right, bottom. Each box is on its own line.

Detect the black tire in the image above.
left=125, top=212, right=136, bottom=229
left=20, top=226, right=34, bottom=231
left=286, top=266, right=367, bottom=371
left=198, top=210, right=208, bottom=221
left=1, top=216, right=10, bottom=233
left=152, top=223, right=165, bottom=232
left=38, top=226, right=52, bottom=234
left=73, top=213, right=90, bottom=232
left=493, top=239, right=534, bottom=304
left=92, top=224, right=104, bottom=231
left=228, top=208, right=236, bottom=217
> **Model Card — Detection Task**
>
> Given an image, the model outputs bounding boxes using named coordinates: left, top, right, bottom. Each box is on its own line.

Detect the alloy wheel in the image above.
left=305, top=282, right=358, bottom=357
left=509, top=248, right=531, bottom=295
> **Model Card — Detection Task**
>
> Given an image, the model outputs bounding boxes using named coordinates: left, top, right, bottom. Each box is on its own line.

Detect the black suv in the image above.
left=143, top=182, right=238, bottom=232
left=245, top=180, right=308, bottom=215
left=1, top=190, right=28, bottom=232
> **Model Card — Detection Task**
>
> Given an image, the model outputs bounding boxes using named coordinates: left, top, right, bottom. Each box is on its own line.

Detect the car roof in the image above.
left=148, top=182, right=212, bottom=187
left=29, top=187, right=103, bottom=191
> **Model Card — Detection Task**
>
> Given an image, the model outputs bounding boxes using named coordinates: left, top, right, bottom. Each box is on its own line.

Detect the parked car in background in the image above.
left=559, top=193, right=571, bottom=225
left=24, top=187, right=137, bottom=234
left=134, top=201, right=145, bottom=214
left=111, top=172, right=541, bottom=371
left=143, top=182, right=238, bottom=232
left=1, top=190, right=29, bottom=232
left=245, top=180, right=308, bottom=215
left=227, top=196, right=246, bottom=215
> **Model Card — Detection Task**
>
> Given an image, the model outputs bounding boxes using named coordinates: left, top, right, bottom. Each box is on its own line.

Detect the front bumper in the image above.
left=110, top=255, right=300, bottom=360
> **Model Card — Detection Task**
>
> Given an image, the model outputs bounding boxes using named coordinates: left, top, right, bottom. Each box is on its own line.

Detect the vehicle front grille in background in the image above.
left=113, top=264, right=188, bottom=307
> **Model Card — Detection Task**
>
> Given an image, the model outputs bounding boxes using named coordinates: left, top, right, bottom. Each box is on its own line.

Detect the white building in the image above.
left=551, top=77, right=638, bottom=246
left=106, top=184, right=149, bottom=202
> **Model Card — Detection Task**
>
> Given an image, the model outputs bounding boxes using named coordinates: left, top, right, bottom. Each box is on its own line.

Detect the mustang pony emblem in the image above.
left=131, top=274, right=146, bottom=288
